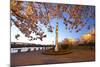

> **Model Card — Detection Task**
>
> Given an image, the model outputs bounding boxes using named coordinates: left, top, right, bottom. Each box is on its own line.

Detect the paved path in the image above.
left=11, top=49, right=95, bottom=66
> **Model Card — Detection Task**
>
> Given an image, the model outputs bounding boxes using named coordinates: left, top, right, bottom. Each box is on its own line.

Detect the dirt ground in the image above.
left=11, top=49, right=95, bottom=66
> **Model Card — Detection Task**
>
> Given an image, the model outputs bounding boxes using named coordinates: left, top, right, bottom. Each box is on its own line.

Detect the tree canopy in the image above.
left=11, top=0, right=95, bottom=41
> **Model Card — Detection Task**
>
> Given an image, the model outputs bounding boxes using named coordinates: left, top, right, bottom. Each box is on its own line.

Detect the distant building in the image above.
left=80, top=30, right=95, bottom=44
left=62, top=38, right=78, bottom=46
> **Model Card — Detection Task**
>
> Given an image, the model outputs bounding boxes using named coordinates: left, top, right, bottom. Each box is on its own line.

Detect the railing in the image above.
left=11, top=46, right=53, bottom=53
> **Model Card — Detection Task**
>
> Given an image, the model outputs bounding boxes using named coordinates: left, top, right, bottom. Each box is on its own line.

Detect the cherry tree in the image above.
left=11, top=0, right=95, bottom=41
